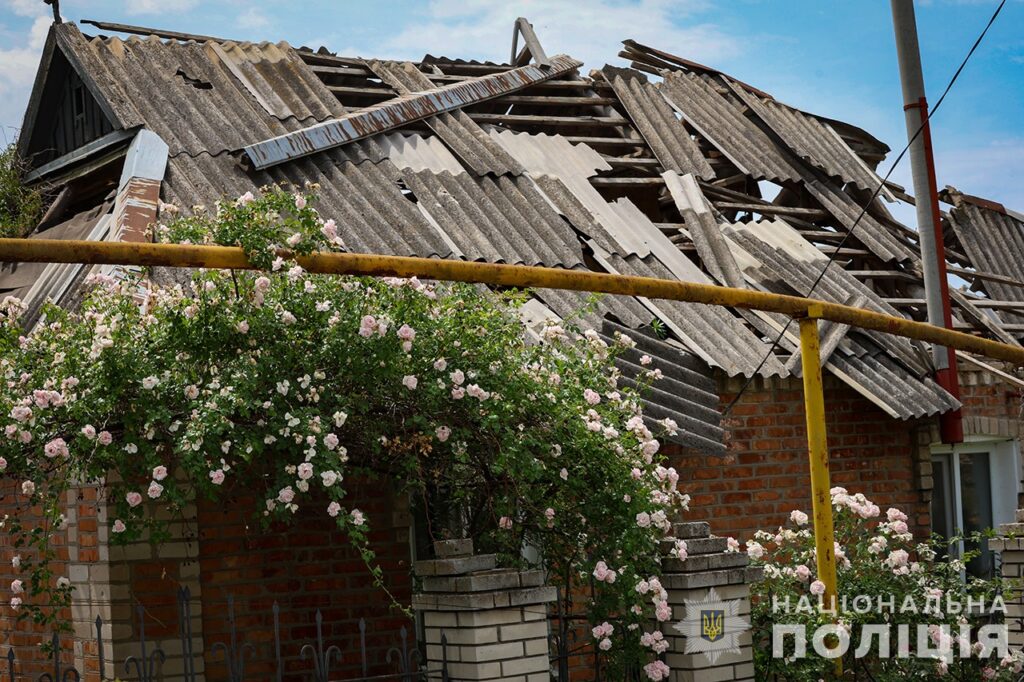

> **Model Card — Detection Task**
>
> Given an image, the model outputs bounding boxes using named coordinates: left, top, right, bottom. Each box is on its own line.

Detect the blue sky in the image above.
left=1, top=0, right=1021, bottom=209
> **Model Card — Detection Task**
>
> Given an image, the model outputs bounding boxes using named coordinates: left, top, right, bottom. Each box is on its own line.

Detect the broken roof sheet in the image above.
left=659, top=71, right=800, bottom=184
left=601, top=66, right=713, bottom=180
left=948, top=196, right=1024, bottom=308
left=21, top=16, right=1007, bottom=443
left=727, top=80, right=894, bottom=198
left=55, top=24, right=344, bottom=159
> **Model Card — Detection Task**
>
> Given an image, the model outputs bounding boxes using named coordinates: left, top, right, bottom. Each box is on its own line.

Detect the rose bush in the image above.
left=0, top=186, right=690, bottom=677
left=743, top=487, right=1023, bottom=680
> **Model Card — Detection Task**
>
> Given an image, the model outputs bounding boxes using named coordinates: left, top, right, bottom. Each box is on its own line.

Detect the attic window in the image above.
left=176, top=69, right=212, bottom=90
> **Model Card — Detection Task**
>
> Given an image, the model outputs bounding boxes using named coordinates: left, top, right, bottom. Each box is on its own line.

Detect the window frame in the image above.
left=930, top=436, right=1020, bottom=574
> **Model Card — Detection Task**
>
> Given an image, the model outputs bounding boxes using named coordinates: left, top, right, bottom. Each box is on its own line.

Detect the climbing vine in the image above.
left=0, top=186, right=689, bottom=677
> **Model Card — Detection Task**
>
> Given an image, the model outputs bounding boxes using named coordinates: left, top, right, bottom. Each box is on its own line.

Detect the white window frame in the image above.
left=931, top=436, right=1020, bottom=570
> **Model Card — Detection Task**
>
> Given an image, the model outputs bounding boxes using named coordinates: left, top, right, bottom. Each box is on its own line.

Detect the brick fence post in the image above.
left=660, top=521, right=762, bottom=681
left=991, top=509, right=1024, bottom=651
left=413, top=539, right=556, bottom=681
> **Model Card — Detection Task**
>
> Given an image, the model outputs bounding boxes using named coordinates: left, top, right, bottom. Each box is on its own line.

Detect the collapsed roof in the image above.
left=8, top=18, right=1022, bottom=451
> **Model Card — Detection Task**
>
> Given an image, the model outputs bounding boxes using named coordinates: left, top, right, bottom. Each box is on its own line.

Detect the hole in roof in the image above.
left=175, top=69, right=213, bottom=90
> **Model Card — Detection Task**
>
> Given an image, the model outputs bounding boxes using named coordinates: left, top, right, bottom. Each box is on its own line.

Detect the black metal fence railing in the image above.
left=2, top=587, right=450, bottom=682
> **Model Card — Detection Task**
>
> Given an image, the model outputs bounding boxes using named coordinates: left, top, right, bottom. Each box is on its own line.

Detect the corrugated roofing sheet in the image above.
left=659, top=71, right=800, bottom=184
left=662, top=172, right=743, bottom=288
left=727, top=80, right=893, bottom=198
left=948, top=201, right=1024, bottom=306
left=61, top=24, right=344, bottom=158
left=485, top=128, right=785, bottom=378
left=601, top=66, right=713, bottom=180
left=162, top=147, right=452, bottom=258
left=402, top=170, right=584, bottom=268
left=725, top=222, right=928, bottom=375
left=721, top=222, right=958, bottom=418
left=799, top=170, right=915, bottom=263
left=599, top=251, right=787, bottom=378
left=486, top=129, right=653, bottom=257
left=366, top=60, right=527, bottom=176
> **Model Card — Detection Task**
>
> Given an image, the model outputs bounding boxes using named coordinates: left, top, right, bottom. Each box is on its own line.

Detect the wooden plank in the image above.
left=949, top=266, right=1024, bottom=291
left=468, top=113, right=625, bottom=127
left=590, top=177, right=665, bottom=187
left=604, top=157, right=661, bottom=168
left=563, top=136, right=646, bottom=147
left=310, top=64, right=373, bottom=77
left=950, top=289, right=1021, bottom=347
left=327, top=85, right=394, bottom=97
left=712, top=202, right=828, bottom=219
left=81, top=19, right=229, bottom=43
left=850, top=270, right=919, bottom=282
left=24, top=128, right=135, bottom=183
left=959, top=354, right=1024, bottom=388
left=502, top=95, right=616, bottom=105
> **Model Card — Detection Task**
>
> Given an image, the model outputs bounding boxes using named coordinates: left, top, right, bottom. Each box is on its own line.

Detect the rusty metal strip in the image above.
left=242, top=54, right=582, bottom=170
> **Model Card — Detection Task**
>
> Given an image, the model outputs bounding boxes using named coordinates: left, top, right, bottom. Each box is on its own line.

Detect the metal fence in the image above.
left=3, top=588, right=450, bottom=682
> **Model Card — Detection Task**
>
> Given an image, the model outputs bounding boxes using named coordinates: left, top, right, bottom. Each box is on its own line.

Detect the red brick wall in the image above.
left=196, top=479, right=415, bottom=681
left=668, top=374, right=928, bottom=544
left=667, top=371, right=1024, bottom=546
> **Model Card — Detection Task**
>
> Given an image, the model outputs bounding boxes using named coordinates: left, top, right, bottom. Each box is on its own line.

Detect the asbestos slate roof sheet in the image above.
left=57, top=24, right=344, bottom=159
left=162, top=147, right=452, bottom=258
left=366, top=60, right=526, bottom=176
left=948, top=200, right=1024, bottom=306
left=728, top=80, right=893, bottom=198
left=659, top=71, right=800, bottom=184
left=601, top=66, right=713, bottom=180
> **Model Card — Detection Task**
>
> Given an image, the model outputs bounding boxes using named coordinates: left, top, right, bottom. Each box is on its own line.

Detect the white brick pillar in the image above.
left=991, top=509, right=1024, bottom=650
left=413, top=540, right=556, bottom=681
left=660, top=521, right=761, bottom=682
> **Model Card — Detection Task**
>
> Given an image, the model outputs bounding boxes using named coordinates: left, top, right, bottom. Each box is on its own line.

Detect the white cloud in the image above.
left=368, top=0, right=738, bottom=71
left=124, top=0, right=199, bottom=16
left=935, top=138, right=1024, bottom=210
left=28, top=14, right=50, bottom=49
left=7, top=0, right=42, bottom=17
left=237, top=7, right=270, bottom=31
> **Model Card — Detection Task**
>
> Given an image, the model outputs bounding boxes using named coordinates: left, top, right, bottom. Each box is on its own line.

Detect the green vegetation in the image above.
left=0, top=142, right=44, bottom=238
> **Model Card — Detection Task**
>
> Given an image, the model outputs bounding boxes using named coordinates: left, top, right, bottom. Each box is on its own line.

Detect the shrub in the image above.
left=745, top=488, right=1023, bottom=680
left=0, top=143, right=44, bottom=238
left=0, top=186, right=689, bottom=678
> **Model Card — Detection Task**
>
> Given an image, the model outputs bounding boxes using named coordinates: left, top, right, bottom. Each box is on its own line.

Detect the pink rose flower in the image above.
left=433, top=358, right=447, bottom=371
left=327, top=501, right=341, bottom=517
left=435, top=426, right=451, bottom=442
left=44, top=438, right=69, bottom=458
left=209, top=469, right=225, bottom=485
left=152, top=466, right=168, bottom=481
left=278, top=487, right=295, bottom=504
left=323, top=433, right=339, bottom=450
left=402, top=375, right=418, bottom=390
left=810, top=580, right=826, bottom=596
left=499, top=516, right=513, bottom=530
left=297, top=463, right=314, bottom=480
left=112, top=520, right=126, bottom=534
left=81, top=424, right=96, bottom=439
left=20, top=481, right=35, bottom=496
left=97, top=431, right=113, bottom=446
left=795, top=565, right=811, bottom=582
left=126, top=491, right=143, bottom=507
left=583, top=388, right=601, bottom=405
left=350, top=509, right=365, bottom=526
left=397, top=324, right=416, bottom=342
left=294, top=194, right=307, bottom=210
left=10, top=579, right=23, bottom=594
left=147, top=482, right=163, bottom=499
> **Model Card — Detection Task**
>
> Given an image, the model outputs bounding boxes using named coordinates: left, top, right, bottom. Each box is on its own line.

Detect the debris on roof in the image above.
left=16, top=17, right=1024, bottom=452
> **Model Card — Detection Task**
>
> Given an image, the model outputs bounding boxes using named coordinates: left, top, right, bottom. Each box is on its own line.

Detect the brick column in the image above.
left=991, top=509, right=1024, bottom=651
left=413, top=540, right=555, bottom=681
left=660, top=521, right=761, bottom=682
left=66, top=480, right=204, bottom=681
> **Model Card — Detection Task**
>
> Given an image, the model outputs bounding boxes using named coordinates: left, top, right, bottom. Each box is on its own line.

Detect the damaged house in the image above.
left=1, top=15, right=1023, bottom=681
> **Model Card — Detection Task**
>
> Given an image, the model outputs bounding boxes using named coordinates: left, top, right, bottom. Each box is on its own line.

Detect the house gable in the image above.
left=18, top=25, right=119, bottom=169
